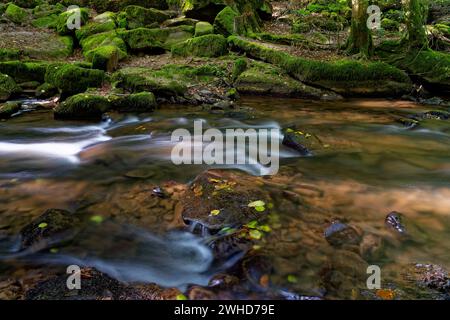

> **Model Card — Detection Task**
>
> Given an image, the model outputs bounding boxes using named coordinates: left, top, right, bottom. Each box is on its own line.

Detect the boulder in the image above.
left=54, top=93, right=111, bottom=120
left=171, top=34, right=227, bottom=57
left=0, top=101, right=21, bottom=118
left=0, top=73, right=21, bottom=102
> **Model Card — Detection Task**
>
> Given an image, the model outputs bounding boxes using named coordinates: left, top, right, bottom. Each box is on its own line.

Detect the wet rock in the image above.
left=25, top=268, right=143, bottom=300
left=411, top=110, right=450, bottom=121
left=152, top=186, right=167, bottom=198
left=19, top=209, right=80, bottom=251
left=206, top=230, right=252, bottom=260
left=282, top=130, right=310, bottom=155
left=324, top=221, right=362, bottom=247
left=385, top=211, right=407, bottom=235
left=405, top=264, right=450, bottom=293
left=187, top=286, right=217, bottom=300
left=240, top=254, right=273, bottom=291
left=359, top=233, right=383, bottom=260
left=0, top=101, right=21, bottom=119
left=208, top=273, right=239, bottom=288
left=181, top=170, right=270, bottom=231
left=54, top=94, right=111, bottom=120
left=0, top=72, right=21, bottom=102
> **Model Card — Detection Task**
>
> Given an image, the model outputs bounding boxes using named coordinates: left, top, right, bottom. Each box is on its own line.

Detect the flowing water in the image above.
left=0, top=97, right=449, bottom=299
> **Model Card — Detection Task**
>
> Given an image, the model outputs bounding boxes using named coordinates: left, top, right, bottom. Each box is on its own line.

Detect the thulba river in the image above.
left=0, top=97, right=449, bottom=299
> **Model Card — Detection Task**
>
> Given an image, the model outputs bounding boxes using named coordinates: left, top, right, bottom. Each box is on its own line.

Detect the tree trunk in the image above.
left=402, top=0, right=428, bottom=49
left=347, top=0, right=373, bottom=57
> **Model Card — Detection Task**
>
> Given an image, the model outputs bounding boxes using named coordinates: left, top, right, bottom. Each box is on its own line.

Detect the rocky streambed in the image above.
left=0, top=97, right=449, bottom=300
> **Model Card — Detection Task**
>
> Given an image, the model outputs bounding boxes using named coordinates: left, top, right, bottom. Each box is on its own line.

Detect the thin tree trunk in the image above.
left=347, top=0, right=373, bottom=57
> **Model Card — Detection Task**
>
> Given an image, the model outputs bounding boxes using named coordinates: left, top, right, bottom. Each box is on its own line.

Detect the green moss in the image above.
left=36, top=83, right=58, bottom=99
left=87, top=45, right=120, bottom=72
left=56, top=7, right=90, bottom=35
left=112, top=63, right=227, bottom=97
left=118, top=28, right=165, bottom=52
left=32, top=14, right=59, bottom=28
left=194, top=21, right=213, bottom=37
left=75, top=20, right=117, bottom=41
left=381, top=18, right=399, bottom=31
left=232, top=57, right=247, bottom=81
left=45, top=64, right=105, bottom=96
left=111, top=92, right=157, bottom=112
left=5, top=3, right=28, bottom=24
left=172, top=34, right=227, bottom=57
left=0, top=73, right=21, bottom=102
left=123, top=5, right=172, bottom=29
left=0, top=49, right=21, bottom=62
left=81, top=31, right=127, bottom=54
left=54, top=93, right=111, bottom=120
left=396, top=49, right=450, bottom=88
left=0, top=61, right=48, bottom=83
left=228, top=36, right=412, bottom=96
left=248, top=32, right=308, bottom=46
left=214, top=6, right=238, bottom=36
left=0, top=101, right=21, bottom=119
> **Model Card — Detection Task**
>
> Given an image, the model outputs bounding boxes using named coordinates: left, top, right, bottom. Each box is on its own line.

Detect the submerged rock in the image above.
left=324, top=221, right=362, bottom=247
left=281, top=129, right=311, bottom=155
left=181, top=170, right=270, bottom=231
left=25, top=267, right=142, bottom=300
left=19, top=209, right=80, bottom=251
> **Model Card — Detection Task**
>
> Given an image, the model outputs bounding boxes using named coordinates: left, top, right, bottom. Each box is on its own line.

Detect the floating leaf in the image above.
left=376, top=289, right=395, bottom=300
left=50, top=248, right=59, bottom=253
left=286, top=128, right=294, bottom=133
left=258, top=225, right=272, bottom=232
left=210, top=209, right=220, bottom=216
left=255, top=206, right=266, bottom=212
left=248, top=200, right=265, bottom=208
left=208, top=178, right=221, bottom=183
left=90, top=215, right=104, bottom=224
left=305, top=133, right=312, bottom=138
left=252, top=245, right=261, bottom=250
left=246, top=220, right=258, bottom=229
left=176, top=294, right=187, bottom=300
left=38, top=222, right=48, bottom=229
left=323, top=144, right=330, bottom=148
left=267, top=203, right=274, bottom=209
left=249, top=229, right=263, bottom=240
left=287, top=275, right=298, bottom=283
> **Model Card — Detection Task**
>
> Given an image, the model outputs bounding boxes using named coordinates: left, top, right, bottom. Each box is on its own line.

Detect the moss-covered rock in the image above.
left=172, top=34, right=227, bottom=57
left=84, top=0, right=168, bottom=13
left=0, top=32, right=73, bottom=60
left=81, top=31, right=128, bottom=55
left=112, top=64, right=226, bottom=98
left=36, top=83, right=59, bottom=99
left=111, top=91, right=157, bottom=112
left=228, top=36, right=412, bottom=97
left=54, top=93, right=111, bottom=120
left=45, top=64, right=105, bottom=96
left=75, top=20, right=117, bottom=41
left=381, top=18, right=400, bottom=31
left=0, top=101, right=21, bottom=118
left=122, top=5, right=173, bottom=29
left=4, top=3, right=28, bottom=24
left=213, top=6, right=238, bottom=36
left=234, top=61, right=338, bottom=99
left=56, top=7, right=90, bottom=35
left=395, top=50, right=450, bottom=94
left=231, top=57, right=248, bottom=81
left=118, top=26, right=194, bottom=51
left=0, top=49, right=21, bottom=62
left=0, top=61, right=48, bottom=83
left=194, top=21, right=214, bottom=36
left=88, top=45, right=120, bottom=72
left=118, top=28, right=165, bottom=53
left=0, top=73, right=21, bottom=102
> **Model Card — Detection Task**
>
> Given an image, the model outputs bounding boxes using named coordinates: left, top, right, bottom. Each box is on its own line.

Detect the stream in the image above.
left=0, top=97, right=449, bottom=299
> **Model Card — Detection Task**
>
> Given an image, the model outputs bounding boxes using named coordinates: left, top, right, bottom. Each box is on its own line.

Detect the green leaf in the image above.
left=258, top=225, right=272, bottom=232
left=50, top=248, right=59, bottom=253
left=90, top=215, right=104, bottom=224
left=248, top=200, right=265, bottom=208
left=38, top=222, right=48, bottom=229
left=176, top=294, right=187, bottom=300
left=249, top=229, right=263, bottom=240
left=246, top=220, right=258, bottom=229
left=287, top=275, right=298, bottom=283
left=255, top=206, right=266, bottom=212
left=210, top=209, right=220, bottom=216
